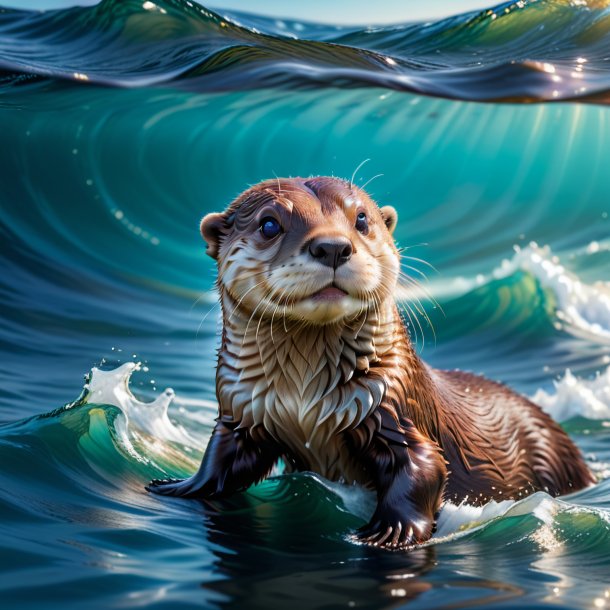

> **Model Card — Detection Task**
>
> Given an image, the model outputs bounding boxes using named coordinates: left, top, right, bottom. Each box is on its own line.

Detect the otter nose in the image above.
left=308, top=237, right=353, bottom=269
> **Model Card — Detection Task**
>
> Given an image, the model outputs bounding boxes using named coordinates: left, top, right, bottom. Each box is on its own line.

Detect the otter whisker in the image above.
left=397, top=282, right=439, bottom=332
left=231, top=269, right=268, bottom=284
left=396, top=297, right=422, bottom=349
left=397, top=270, right=444, bottom=320
left=272, top=170, right=283, bottom=197
left=269, top=284, right=298, bottom=342
left=396, top=242, right=430, bottom=253
left=370, top=287, right=382, bottom=334
left=270, top=285, right=293, bottom=344
left=252, top=277, right=288, bottom=345
left=242, top=279, right=284, bottom=348
left=350, top=158, right=370, bottom=188
left=401, top=264, right=430, bottom=282
left=256, top=297, right=277, bottom=344
left=360, top=173, right=384, bottom=192
left=405, top=294, right=437, bottom=347
left=395, top=275, right=429, bottom=337
left=353, top=302, right=369, bottom=337
left=196, top=301, right=221, bottom=338
left=281, top=285, right=301, bottom=333
left=396, top=250, right=443, bottom=315
left=231, top=274, right=285, bottom=343
left=401, top=254, right=439, bottom=273
left=403, top=300, right=427, bottom=352
left=192, top=283, right=223, bottom=337
left=244, top=278, right=282, bottom=335
left=190, top=287, right=217, bottom=313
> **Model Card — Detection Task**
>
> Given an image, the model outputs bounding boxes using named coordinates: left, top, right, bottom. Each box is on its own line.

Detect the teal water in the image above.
left=1, top=1, right=610, bottom=609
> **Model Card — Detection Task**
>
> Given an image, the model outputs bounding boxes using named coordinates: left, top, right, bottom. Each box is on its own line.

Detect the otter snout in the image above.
left=308, top=236, right=353, bottom=269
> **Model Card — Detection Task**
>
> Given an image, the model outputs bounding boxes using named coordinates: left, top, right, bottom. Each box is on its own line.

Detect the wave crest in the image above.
left=2, top=0, right=610, bottom=102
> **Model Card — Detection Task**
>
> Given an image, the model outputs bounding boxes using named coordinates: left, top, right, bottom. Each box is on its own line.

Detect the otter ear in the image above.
left=200, top=212, right=230, bottom=259
left=379, top=206, right=398, bottom=234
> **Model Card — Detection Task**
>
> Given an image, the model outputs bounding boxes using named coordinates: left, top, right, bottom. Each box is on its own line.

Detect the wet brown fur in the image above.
left=148, top=177, right=595, bottom=550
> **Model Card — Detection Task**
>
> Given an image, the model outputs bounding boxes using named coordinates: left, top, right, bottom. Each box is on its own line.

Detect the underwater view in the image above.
left=1, top=0, right=610, bottom=608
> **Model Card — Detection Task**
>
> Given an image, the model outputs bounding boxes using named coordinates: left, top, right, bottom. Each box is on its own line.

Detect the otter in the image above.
left=147, top=176, right=594, bottom=549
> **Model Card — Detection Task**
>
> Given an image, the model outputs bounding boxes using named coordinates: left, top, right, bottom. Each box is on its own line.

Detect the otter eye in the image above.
left=260, top=217, right=281, bottom=239
left=355, top=212, right=368, bottom=233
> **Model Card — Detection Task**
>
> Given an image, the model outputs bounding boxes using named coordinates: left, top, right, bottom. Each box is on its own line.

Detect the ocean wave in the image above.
left=83, top=362, right=212, bottom=473
left=409, top=242, right=610, bottom=345
left=2, top=0, right=610, bottom=102
left=79, top=360, right=610, bottom=464
left=1, top=0, right=609, bottom=602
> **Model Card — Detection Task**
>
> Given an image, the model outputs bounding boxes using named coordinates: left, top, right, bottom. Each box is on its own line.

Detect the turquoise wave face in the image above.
left=1, top=1, right=610, bottom=609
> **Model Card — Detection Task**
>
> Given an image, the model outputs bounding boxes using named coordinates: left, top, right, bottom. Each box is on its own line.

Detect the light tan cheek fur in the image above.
left=218, top=240, right=278, bottom=315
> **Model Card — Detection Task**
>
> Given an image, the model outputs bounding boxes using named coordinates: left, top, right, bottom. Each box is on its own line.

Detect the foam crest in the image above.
left=83, top=363, right=199, bottom=459
left=532, top=366, right=610, bottom=421
left=512, top=243, right=610, bottom=344
left=405, top=243, right=610, bottom=345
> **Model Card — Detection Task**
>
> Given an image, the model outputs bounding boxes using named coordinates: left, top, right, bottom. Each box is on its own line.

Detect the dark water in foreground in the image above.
left=1, top=1, right=610, bottom=608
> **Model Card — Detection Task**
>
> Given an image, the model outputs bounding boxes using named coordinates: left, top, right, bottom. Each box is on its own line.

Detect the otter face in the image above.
left=201, top=177, right=399, bottom=325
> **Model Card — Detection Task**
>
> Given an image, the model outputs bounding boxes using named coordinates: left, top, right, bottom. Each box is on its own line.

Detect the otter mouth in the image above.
left=310, top=285, right=349, bottom=302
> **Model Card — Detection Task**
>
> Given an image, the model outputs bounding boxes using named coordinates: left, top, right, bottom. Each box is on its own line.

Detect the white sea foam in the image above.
left=512, top=243, right=610, bottom=344
left=324, top=473, right=573, bottom=543
left=531, top=366, right=610, bottom=421
left=398, top=242, right=610, bottom=345
left=321, top=477, right=559, bottom=541
left=85, top=362, right=194, bottom=445
left=81, top=363, right=202, bottom=470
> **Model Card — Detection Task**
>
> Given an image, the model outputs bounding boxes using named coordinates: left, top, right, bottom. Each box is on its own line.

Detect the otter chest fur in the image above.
left=216, top=296, right=393, bottom=480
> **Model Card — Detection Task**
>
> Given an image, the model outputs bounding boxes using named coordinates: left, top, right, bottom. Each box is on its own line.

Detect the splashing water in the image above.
left=513, top=243, right=610, bottom=343
left=86, top=362, right=192, bottom=447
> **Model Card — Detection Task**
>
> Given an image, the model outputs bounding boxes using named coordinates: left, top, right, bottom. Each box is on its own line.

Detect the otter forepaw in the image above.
left=351, top=514, right=433, bottom=550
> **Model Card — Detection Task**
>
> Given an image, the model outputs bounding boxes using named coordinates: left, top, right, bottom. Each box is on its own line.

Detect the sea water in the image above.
left=1, top=1, right=610, bottom=608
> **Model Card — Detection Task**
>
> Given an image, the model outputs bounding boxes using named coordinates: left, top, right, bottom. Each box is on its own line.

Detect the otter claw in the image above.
left=148, top=478, right=179, bottom=487
left=352, top=519, right=427, bottom=550
left=145, top=478, right=184, bottom=493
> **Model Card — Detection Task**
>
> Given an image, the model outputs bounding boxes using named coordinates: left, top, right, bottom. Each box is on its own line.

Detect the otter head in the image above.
left=201, top=177, right=399, bottom=325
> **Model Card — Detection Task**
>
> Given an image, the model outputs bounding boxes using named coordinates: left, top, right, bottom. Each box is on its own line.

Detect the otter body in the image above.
left=148, top=177, right=594, bottom=549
